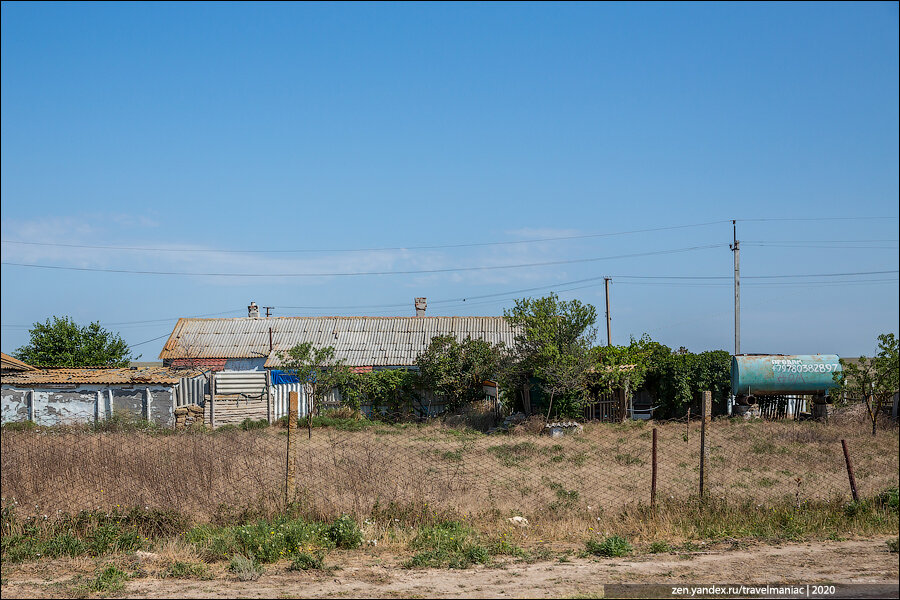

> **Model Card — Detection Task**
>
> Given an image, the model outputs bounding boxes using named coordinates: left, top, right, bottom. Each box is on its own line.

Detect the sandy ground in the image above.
left=2, top=538, right=898, bottom=598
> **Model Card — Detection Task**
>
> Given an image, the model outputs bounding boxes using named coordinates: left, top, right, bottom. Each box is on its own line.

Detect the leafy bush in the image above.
left=648, top=540, right=671, bottom=553
left=875, top=487, right=899, bottom=512
left=289, top=551, right=326, bottom=571
left=327, top=514, right=363, bottom=549
left=186, top=516, right=337, bottom=563
left=887, top=538, right=899, bottom=553
left=585, top=535, right=632, bottom=557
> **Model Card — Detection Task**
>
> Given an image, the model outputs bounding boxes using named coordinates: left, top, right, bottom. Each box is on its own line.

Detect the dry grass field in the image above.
left=2, top=415, right=897, bottom=535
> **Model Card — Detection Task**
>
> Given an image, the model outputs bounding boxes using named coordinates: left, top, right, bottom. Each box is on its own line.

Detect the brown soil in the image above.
left=2, top=537, right=897, bottom=599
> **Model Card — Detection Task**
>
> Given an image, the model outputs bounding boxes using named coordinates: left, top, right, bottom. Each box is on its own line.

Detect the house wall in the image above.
left=0, top=384, right=176, bottom=427
left=224, top=358, right=267, bottom=371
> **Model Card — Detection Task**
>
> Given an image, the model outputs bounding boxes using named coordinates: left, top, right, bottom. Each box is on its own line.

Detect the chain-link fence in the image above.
left=2, top=409, right=897, bottom=522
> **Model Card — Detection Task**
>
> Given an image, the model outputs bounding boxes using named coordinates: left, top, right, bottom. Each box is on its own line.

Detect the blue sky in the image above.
left=2, top=2, right=898, bottom=359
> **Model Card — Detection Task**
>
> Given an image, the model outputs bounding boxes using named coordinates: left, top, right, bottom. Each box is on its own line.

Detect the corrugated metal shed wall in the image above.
left=160, top=316, right=518, bottom=366
left=214, top=371, right=267, bottom=396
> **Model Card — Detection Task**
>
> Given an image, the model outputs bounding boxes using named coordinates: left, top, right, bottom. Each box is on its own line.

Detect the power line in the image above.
left=105, top=309, right=245, bottom=326
left=0, top=220, right=731, bottom=254
left=127, top=333, right=174, bottom=349
left=612, top=270, right=898, bottom=280
left=2, top=217, right=896, bottom=256
left=736, top=216, right=898, bottom=222
left=0, top=244, right=725, bottom=277
left=744, top=239, right=899, bottom=243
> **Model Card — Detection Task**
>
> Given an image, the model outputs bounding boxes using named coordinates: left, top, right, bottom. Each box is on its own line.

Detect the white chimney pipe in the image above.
left=415, top=297, right=426, bottom=317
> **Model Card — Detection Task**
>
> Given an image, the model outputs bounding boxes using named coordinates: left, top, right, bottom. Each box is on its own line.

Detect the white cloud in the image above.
left=1, top=215, right=589, bottom=288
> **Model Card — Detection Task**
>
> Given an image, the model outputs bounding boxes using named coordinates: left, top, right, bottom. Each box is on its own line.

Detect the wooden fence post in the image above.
left=286, top=391, right=299, bottom=506
left=699, top=391, right=711, bottom=497
left=841, top=439, right=859, bottom=502
left=651, top=427, right=658, bottom=510
left=209, top=372, right=216, bottom=428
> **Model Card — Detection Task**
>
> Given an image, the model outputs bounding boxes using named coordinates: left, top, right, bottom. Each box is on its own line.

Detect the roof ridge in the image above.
left=175, top=315, right=508, bottom=320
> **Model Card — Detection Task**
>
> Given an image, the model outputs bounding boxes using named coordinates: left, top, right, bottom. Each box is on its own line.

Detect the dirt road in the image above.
left=2, top=538, right=898, bottom=598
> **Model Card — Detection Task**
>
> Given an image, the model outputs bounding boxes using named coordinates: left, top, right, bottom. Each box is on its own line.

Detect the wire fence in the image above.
left=1, top=406, right=897, bottom=523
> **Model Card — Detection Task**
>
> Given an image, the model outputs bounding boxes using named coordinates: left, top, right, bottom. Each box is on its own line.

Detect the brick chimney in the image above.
left=415, top=297, right=427, bottom=317
left=248, top=301, right=259, bottom=318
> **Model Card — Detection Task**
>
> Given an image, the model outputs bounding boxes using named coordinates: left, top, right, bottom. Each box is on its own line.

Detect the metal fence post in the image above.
left=651, top=427, right=658, bottom=510
left=286, top=391, right=298, bottom=506
left=699, top=391, right=711, bottom=497
left=840, top=439, right=859, bottom=502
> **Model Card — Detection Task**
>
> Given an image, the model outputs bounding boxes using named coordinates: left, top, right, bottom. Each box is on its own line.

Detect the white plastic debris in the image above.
left=507, top=516, right=529, bottom=527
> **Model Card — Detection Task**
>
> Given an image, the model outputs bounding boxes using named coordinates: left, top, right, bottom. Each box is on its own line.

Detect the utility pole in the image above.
left=604, top=277, right=612, bottom=346
left=264, top=306, right=274, bottom=318
left=730, top=220, right=740, bottom=356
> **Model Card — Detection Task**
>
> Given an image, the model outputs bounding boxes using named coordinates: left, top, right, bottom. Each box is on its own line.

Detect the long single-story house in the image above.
left=156, top=300, right=519, bottom=424
left=160, top=301, right=517, bottom=372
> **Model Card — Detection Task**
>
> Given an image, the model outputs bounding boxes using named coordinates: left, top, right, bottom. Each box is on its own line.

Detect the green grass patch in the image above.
left=585, top=535, right=632, bottom=557
left=81, top=564, right=130, bottom=594
left=289, top=550, right=326, bottom=571
left=614, top=453, right=643, bottom=466
left=185, top=513, right=360, bottom=563
left=164, top=561, right=210, bottom=579
left=638, top=491, right=900, bottom=543
left=487, top=442, right=538, bottom=467
left=751, top=440, right=788, bottom=455
left=405, top=521, right=491, bottom=569
left=647, top=540, right=672, bottom=553
left=0, top=506, right=182, bottom=563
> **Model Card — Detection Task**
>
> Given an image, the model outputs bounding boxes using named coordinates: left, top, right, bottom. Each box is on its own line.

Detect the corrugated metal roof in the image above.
left=1, top=366, right=199, bottom=386
left=1, top=352, right=36, bottom=372
left=160, top=316, right=518, bottom=367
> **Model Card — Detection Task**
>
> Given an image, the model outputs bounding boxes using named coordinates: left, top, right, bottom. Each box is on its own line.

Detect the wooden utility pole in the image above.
left=730, top=221, right=740, bottom=356
left=604, top=277, right=612, bottom=346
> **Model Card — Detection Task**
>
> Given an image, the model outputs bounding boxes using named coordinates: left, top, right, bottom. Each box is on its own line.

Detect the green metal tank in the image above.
left=731, top=354, right=841, bottom=396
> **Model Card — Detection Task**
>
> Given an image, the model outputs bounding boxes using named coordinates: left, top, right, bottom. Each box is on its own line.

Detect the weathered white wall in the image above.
left=0, top=384, right=176, bottom=427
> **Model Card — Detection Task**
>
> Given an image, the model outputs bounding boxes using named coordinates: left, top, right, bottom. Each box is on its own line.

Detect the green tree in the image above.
left=278, top=343, right=356, bottom=423
left=503, top=293, right=598, bottom=419
left=14, top=316, right=135, bottom=367
left=415, top=335, right=499, bottom=413
left=833, top=333, right=899, bottom=436
left=592, top=334, right=668, bottom=397
left=359, top=369, right=420, bottom=421
left=642, top=345, right=732, bottom=419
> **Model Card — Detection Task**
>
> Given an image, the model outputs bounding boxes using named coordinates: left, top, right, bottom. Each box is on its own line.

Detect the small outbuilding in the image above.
left=1, top=366, right=199, bottom=428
